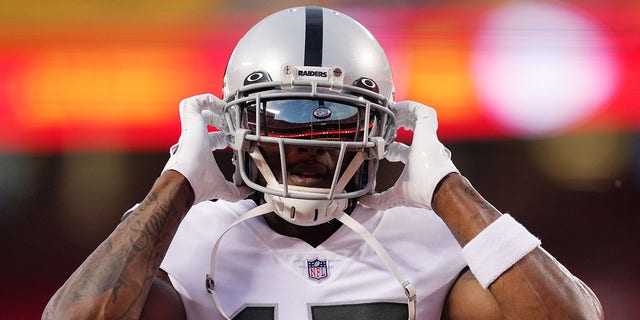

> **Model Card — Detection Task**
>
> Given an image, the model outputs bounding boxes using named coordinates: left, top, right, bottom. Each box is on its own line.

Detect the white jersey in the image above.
left=161, top=199, right=466, bottom=320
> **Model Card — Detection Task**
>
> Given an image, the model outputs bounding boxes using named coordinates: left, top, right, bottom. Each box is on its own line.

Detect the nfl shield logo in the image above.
left=307, top=258, right=329, bottom=281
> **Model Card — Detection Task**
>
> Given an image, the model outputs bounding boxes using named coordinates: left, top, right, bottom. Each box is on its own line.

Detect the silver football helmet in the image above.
left=220, top=6, right=397, bottom=226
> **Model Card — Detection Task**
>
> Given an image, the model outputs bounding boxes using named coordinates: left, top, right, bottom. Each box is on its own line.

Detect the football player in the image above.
left=43, top=6, right=603, bottom=320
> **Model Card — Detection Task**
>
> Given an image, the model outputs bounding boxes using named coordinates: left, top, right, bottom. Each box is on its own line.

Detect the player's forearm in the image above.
left=43, top=171, right=194, bottom=320
left=432, top=173, right=501, bottom=245
left=433, top=173, right=603, bottom=319
left=489, top=247, right=603, bottom=319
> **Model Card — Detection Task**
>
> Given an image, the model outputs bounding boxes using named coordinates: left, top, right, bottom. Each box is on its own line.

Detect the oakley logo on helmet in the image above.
left=354, top=77, right=379, bottom=93
left=243, top=71, right=272, bottom=86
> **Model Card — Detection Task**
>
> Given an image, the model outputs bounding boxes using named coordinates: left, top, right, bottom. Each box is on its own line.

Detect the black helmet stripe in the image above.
left=304, top=7, right=323, bottom=66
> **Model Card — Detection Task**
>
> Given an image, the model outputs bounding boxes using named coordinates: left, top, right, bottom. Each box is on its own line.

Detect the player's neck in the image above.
left=262, top=212, right=342, bottom=247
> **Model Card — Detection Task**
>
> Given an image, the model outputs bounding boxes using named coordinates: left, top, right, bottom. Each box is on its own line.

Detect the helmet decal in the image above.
left=312, top=106, right=332, bottom=119
left=304, top=6, right=324, bottom=66
left=354, top=77, right=380, bottom=93
left=243, top=71, right=272, bottom=85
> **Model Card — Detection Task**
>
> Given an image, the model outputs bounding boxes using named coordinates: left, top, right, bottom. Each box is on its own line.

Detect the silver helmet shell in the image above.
left=221, top=6, right=396, bottom=226
left=223, top=7, right=394, bottom=103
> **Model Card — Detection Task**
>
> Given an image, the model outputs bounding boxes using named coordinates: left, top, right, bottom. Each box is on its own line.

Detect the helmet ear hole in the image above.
left=353, top=77, right=379, bottom=93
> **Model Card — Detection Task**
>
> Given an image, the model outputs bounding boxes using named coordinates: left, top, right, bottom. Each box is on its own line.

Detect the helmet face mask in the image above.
left=221, top=6, right=396, bottom=226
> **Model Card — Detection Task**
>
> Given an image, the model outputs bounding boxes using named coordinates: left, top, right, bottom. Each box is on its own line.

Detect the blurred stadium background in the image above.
left=1, top=0, right=638, bottom=318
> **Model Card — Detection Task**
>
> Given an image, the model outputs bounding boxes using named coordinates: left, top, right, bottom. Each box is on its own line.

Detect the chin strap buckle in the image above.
left=205, top=274, right=215, bottom=293
left=403, top=280, right=416, bottom=301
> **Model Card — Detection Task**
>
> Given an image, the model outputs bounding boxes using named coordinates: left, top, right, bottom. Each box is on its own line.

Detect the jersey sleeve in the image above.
left=160, top=199, right=256, bottom=319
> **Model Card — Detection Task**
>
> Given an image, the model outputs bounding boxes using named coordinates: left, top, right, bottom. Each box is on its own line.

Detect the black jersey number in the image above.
left=233, top=302, right=407, bottom=320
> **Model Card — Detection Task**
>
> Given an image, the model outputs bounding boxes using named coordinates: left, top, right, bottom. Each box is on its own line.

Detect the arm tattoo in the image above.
left=110, top=190, right=184, bottom=305
left=56, top=179, right=190, bottom=319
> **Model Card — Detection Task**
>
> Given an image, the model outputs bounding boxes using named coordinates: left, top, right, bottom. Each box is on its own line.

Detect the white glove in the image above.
left=359, top=101, right=459, bottom=210
left=162, top=94, right=252, bottom=204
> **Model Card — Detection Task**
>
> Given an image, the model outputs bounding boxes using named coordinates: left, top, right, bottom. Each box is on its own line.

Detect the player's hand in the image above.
left=359, top=100, right=459, bottom=210
left=162, top=94, right=252, bottom=204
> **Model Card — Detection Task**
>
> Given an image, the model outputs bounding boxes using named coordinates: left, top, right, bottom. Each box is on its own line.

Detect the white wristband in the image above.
left=461, top=214, right=541, bottom=288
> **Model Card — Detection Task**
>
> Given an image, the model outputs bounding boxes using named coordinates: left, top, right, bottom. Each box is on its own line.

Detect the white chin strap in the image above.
left=205, top=202, right=417, bottom=320
left=250, top=147, right=365, bottom=226
left=264, top=186, right=349, bottom=226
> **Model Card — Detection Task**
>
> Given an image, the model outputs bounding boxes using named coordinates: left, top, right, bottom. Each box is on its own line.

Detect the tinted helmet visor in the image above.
left=243, top=99, right=375, bottom=142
